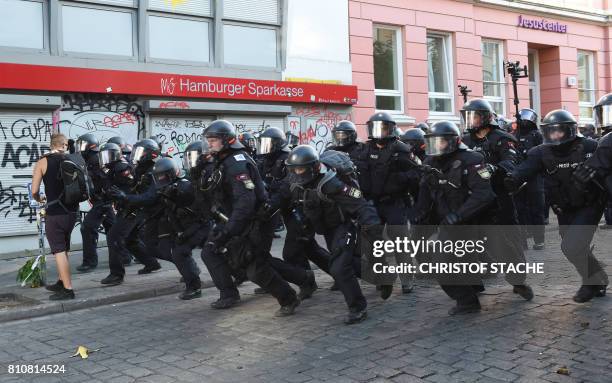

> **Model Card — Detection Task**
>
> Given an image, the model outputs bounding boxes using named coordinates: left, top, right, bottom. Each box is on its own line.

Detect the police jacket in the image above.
left=585, top=133, right=612, bottom=199
left=512, top=137, right=601, bottom=211
left=414, top=149, right=496, bottom=224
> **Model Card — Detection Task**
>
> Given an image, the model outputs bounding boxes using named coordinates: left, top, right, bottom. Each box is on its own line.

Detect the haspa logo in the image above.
left=161, top=78, right=176, bottom=95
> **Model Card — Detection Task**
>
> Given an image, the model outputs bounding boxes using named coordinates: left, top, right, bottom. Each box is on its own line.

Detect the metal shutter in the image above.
left=57, top=110, right=140, bottom=144
left=223, top=0, right=279, bottom=24
left=150, top=115, right=215, bottom=165
left=220, top=115, right=285, bottom=136
left=0, top=111, right=53, bottom=236
left=148, top=0, right=212, bottom=17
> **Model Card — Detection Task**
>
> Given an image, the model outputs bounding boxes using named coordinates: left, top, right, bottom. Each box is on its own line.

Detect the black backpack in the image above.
left=58, top=153, right=93, bottom=205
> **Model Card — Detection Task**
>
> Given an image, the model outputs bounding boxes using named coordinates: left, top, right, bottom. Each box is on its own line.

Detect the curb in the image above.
left=0, top=280, right=215, bottom=324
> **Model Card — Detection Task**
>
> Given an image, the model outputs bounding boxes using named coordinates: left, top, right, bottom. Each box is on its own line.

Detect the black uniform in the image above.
left=511, top=137, right=608, bottom=287
left=513, top=129, right=546, bottom=245
left=414, top=149, right=496, bottom=306
left=80, top=152, right=115, bottom=268
left=201, top=149, right=304, bottom=307
left=290, top=171, right=380, bottom=313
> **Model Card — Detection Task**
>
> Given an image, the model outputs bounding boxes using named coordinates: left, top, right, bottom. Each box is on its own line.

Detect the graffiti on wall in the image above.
left=289, top=106, right=352, bottom=153
left=151, top=117, right=212, bottom=163
left=56, top=94, right=145, bottom=143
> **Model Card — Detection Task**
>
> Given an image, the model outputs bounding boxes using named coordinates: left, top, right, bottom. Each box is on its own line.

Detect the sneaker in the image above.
left=49, top=287, right=75, bottom=301
left=274, top=298, right=300, bottom=317
left=448, top=301, right=481, bottom=315
left=210, top=296, right=240, bottom=309
left=179, top=289, right=202, bottom=300
left=344, top=308, right=367, bottom=325
left=76, top=264, right=96, bottom=273
left=101, top=274, right=124, bottom=286
left=137, top=263, right=162, bottom=275
left=298, top=271, right=317, bottom=300
left=513, top=285, right=534, bottom=301
left=45, top=280, right=64, bottom=292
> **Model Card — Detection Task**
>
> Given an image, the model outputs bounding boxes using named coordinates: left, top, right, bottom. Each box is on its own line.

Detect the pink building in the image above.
left=349, top=0, right=612, bottom=134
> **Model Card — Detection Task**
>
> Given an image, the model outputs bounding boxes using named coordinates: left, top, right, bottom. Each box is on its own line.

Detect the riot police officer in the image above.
left=506, top=109, right=608, bottom=302
left=513, top=108, right=546, bottom=250
left=352, top=112, right=421, bottom=296
left=102, top=139, right=163, bottom=286
left=326, top=120, right=364, bottom=158
left=415, top=122, right=429, bottom=134
left=461, top=99, right=532, bottom=298
left=285, top=145, right=381, bottom=324
left=238, top=132, right=257, bottom=158
left=412, top=121, right=496, bottom=314
left=400, top=128, right=426, bottom=161
left=74, top=134, right=116, bottom=273
left=201, top=120, right=303, bottom=316
left=591, top=94, right=612, bottom=229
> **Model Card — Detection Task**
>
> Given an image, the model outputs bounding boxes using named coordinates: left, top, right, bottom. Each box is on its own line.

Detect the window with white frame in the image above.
left=482, top=40, right=506, bottom=116
left=147, top=0, right=211, bottom=63
left=0, top=0, right=45, bottom=50
left=577, top=50, right=596, bottom=121
left=223, top=0, right=280, bottom=68
left=61, top=4, right=135, bottom=57
left=373, top=26, right=403, bottom=113
left=427, top=33, right=453, bottom=114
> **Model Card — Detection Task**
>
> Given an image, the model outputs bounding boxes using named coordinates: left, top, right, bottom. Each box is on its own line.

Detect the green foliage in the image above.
left=16, top=251, right=46, bottom=288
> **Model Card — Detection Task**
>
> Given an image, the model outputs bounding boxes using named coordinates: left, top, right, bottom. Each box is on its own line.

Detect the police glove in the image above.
left=108, top=186, right=127, bottom=202
left=573, top=164, right=597, bottom=184
left=441, top=212, right=461, bottom=225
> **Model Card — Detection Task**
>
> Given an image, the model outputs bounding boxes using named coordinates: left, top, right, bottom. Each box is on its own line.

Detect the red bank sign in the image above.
left=0, top=63, right=358, bottom=105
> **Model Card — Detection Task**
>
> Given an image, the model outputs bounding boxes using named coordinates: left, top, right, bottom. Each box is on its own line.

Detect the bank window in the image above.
left=578, top=50, right=596, bottom=121
left=148, top=15, right=210, bottom=63
left=428, top=33, right=453, bottom=114
left=222, top=0, right=280, bottom=68
left=373, top=26, right=403, bottom=113
left=482, top=40, right=506, bottom=116
left=61, top=4, right=134, bottom=57
left=0, top=0, right=45, bottom=50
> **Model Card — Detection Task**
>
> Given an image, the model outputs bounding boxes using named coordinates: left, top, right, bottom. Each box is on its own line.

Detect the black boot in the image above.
left=45, top=280, right=64, bottom=292
left=275, top=298, right=300, bottom=317
left=344, top=308, right=367, bottom=325
left=379, top=285, right=393, bottom=300
left=298, top=271, right=317, bottom=300
left=253, top=287, right=269, bottom=295
left=76, top=264, right=96, bottom=273
left=448, top=300, right=481, bottom=315
left=179, top=288, right=202, bottom=300
left=49, top=287, right=75, bottom=301
left=513, top=285, right=534, bottom=301
left=210, top=296, right=240, bottom=309
left=101, top=274, right=124, bottom=286
left=573, top=285, right=599, bottom=303
left=138, top=263, right=162, bottom=275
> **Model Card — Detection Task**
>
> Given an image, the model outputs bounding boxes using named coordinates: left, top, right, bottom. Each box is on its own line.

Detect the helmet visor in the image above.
left=75, top=139, right=90, bottom=153
left=182, top=150, right=201, bottom=171
left=367, top=121, right=394, bottom=139
left=130, top=146, right=145, bottom=164
left=257, top=137, right=276, bottom=155
left=153, top=171, right=174, bottom=187
left=424, top=136, right=458, bottom=156
left=98, top=149, right=121, bottom=167
left=461, top=110, right=490, bottom=132
left=542, top=123, right=576, bottom=145
left=333, top=131, right=352, bottom=147
left=287, top=165, right=316, bottom=185
left=594, top=104, right=612, bottom=131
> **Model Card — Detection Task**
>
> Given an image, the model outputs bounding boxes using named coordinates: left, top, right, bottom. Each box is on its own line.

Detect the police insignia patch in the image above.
left=476, top=167, right=491, bottom=179
left=235, top=173, right=255, bottom=189
left=344, top=186, right=362, bottom=198
left=233, top=154, right=246, bottom=161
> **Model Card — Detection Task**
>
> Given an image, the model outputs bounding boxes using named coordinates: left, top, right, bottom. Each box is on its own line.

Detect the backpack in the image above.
left=58, top=153, right=93, bottom=205
left=317, top=150, right=360, bottom=202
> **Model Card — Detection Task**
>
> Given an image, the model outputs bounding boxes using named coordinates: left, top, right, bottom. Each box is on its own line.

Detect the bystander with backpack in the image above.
left=31, top=133, right=90, bottom=300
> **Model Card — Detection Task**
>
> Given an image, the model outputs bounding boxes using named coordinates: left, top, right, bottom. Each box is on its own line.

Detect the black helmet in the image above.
left=130, top=138, right=160, bottom=164
left=107, top=136, right=127, bottom=150
left=182, top=140, right=211, bottom=172
left=540, top=109, right=580, bottom=146
left=238, top=132, right=257, bottom=153
left=285, top=145, right=321, bottom=185
left=332, top=120, right=357, bottom=147
left=123, top=143, right=133, bottom=156
left=579, top=123, right=597, bottom=139
left=401, top=128, right=425, bottom=152
left=204, top=120, right=243, bottom=153
left=460, top=98, right=497, bottom=132
left=367, top=112, right=397, bottom=140
left=257, top=127, right=287, bottom=155
left=517, top=108, right=538, bottom=132
left=594, top=93, right=612, bottom=135
left=152, top=157, right=180, bottom=187
left=497, top=116, right=512, bottom=132
left=75, top=133, right=99, bottom=155
left=97, top=143, right=122, bottom=168
left=424, top=121, right=465, bottom=156
left=149, top=135, right=164, bottom=151
left=415, top=122, right=429, bottom=134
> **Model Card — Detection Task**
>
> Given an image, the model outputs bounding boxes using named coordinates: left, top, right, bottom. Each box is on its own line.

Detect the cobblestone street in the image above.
left=0, top=225, right=611, bottom=383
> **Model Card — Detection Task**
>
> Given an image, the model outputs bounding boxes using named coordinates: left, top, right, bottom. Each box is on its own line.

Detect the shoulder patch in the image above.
left=233, top=154, right=246, bottom=161
left=343, top=185, right=362, bottom=198
left=235, top=173, right=255, bottom=189
left=476, top=166, right=491, bottom=179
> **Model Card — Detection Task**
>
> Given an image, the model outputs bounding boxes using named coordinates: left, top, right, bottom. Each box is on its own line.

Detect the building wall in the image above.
left=349, top=0, right=612, bottom=134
